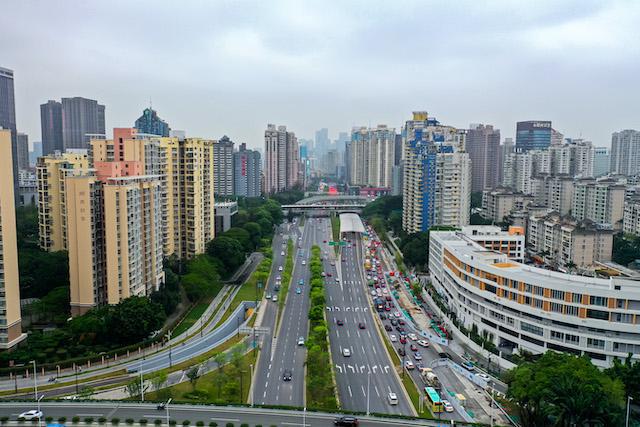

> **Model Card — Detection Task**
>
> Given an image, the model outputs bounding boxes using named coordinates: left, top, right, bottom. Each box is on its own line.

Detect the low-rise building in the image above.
left=429, top=229, right=640, bottom=368
left=481, top=187, right=533, bottom=223
left=214, top=201, right=238, bottom=234
left=460, top=225, right=525, bottom=261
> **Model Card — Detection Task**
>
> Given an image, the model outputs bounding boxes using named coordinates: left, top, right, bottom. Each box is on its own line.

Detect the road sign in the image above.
left=329, top=241, right=347, bottom=246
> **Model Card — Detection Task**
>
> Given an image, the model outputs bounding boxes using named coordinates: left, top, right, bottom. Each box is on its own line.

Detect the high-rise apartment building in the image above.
left=515, top=121, right=552, bottom=152
left=623, top=192, right=640, bottom=237
left=233, top=143, right=261, bottom=197
left=402, top=111, right=470, bottom=233
left=532, top=174, right=574, bottom=215
left=497, top=138, right=514, bottom=184
left=594, top=147, right=610, bottom=177
left=502, top=152, right=536, bottom=194
left=40, top=100, right=64, bottom=155
left=466, top=124, right=500, bottom=192
left=0, top=67, right=19, bottom=200
left=349, top=125, right=396, bottom=188
left=0, top=130, right=26, bottom=348
left=213, top=136, right=234, bottom=197
left=264, top=124, right=299, bottom=193
left=134, top=107, right=170, bottom=137
left=549, top=139, right=594, bottom=177
left=37, top=151, right=90, bottom=251
left=572, top=178, right=626, bottom=229
left=16, top=133, right=30, bottom=171
left=610, top=130, right=640, bottom=176
left=61, top=97, right=106, bottom=150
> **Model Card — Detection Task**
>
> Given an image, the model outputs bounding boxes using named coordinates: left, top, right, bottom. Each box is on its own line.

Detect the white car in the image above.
left=281, top=251, right=285, bottom=256
left=19, top=411, right=43, bottom=421
left=408, top=333, right=418, bottom=341
left=297, top=337, right=305, bottom=346
left=370, top=290, right=377, bottom=296
left=387, top=392, right=398, bottom=405
left=335, top=278, right=340, bottom=283
left=302, top=260, right=306, bottom=265
left=442, top=400, right=454, bottom=413
left=417, top=340, right=430, bottom=348
left=394, top=311, right=402, bottom=318
left=390, top=334, right=397, bottom=342
left=278, top=266, right=283, bottom=271
left=342, top=348, right=351, bottom=357
left=404, top=360, right=415, bottom=370
left=477, top=373, right=490, bottom=381
left=272, top=295, right=278, bottom=302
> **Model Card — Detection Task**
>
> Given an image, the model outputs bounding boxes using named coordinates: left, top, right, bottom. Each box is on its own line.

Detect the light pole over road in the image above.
left=36, top=394, right=44, bottom=427
left=626, top=395, right=634, bottom=427
left=165, top=398, right=172, bottom=427
left=165, top=330, right=173, bottom=368
left=30, top=360, right=37, bottom=401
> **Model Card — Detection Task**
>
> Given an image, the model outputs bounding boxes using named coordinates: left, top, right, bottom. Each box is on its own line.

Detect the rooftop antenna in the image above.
left=149, top=97, right=153, bottom=110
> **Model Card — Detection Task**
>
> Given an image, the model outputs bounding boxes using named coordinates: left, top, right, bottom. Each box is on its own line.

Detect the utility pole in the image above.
left=166, top=330, right=173, bottom=368
left=165, top=398, right=172, bottom=427
left=140, top=357, right=145, bottom=402
left=30, top=360, right=37, bottom=402
left=366, top=371, right=370, bottom=416
left=626, top=396, right=634, bottom=427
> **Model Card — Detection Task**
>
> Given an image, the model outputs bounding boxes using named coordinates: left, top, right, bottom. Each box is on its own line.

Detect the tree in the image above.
left=471, top=191, right=483, bottom=209
left=186, top=366, right=200, bottom=391
left=151, top=371, right=168, bottom=392
left=606, top=354, right=640, bottom=402
left=223, top=228, right=252, bottom=253
left=242, top=222, right=262, bottom=249
left=126, top=379, right=142, bottom=398
left=213, top=352, right=228, bottom=397
left=401, top=232, right=430, bottom=269
left=106, top=297, right=166, bottom=345
left=206, top=237, right=245, bottom=277
left=470, top=213, right=493, bottom=225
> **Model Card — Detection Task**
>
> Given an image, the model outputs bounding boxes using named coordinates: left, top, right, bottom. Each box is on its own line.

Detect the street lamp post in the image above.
left=166, top=330, right=173, bottom=368
left=249, top=364, right=254, bottom=407
left=37, top=394, right=44, bottom=427
left=302, top=406, right=306, bottom=427
left=140, top=357, right=145, bottom=402
left=30, top=360, right=38, bottom=402
left=366, top=371, right=371, bottom=416
left=165, top=398, right=172, bottom=427
left=626, top=396, right=634, bottom=427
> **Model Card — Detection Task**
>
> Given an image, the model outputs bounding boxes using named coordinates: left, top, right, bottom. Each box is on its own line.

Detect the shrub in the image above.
left=99, top=418, right=107, bottom=424
left=125, top=420, right=134, bottom=425
left=155, top=421, right=163, bottom=426
left=182, top=421, right=190, bottom=426
left=240, top=424, right=248, bottom=427
left=139, top=420, right=148, bottom=425
left=0, top=417, right=9, bottom=424
left=226, top=423, right=234, bottom=427
left=72, top=417, right=80, bottom=424
left=85, top=418, right=94, bottom=424
left=58, top=417, right=67, bottom=424
left=196, top=422, right=204, bottom=427
left=111, top=419, right=120, bottom=425
left=169, top=421, right=177, bottom=426
left=209, top=423, right=217, bottom=427
left=16, top=418, right=25, bottom=423
left=45, top=418, right=53, bottom=423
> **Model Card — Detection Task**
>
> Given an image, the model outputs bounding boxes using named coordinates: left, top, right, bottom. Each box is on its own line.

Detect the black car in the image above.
left=334, top=416, right=358, bottom=426
left=438, top=352, right=453, bottom=359
left=384, top=324, right=392, bottom=331
left=396, top=326, right=405, bottom=333
left=283, top=370, right=292, bottom=381
left=379, top=313, right=387, bottom=320
left=398, top=347, right=406, bottom=357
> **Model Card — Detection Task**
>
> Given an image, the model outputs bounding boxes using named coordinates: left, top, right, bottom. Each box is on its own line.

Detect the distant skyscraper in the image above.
left=213, top=136, right=234, bottom=197
left=594, top=147, right=610, bottom=177
left=466, top=124, right=500, bottom=192
left=264, top=124, right=299, bottom=193
left=349, top=125, right=396, bottom=188
left=315, top=128, right=330, bottom=154
left=40, top=100, right=64, bottom=155
left=515, top=121, right=552, bottom=152
left=16, top=133, right=29, bottom=171
left=610, top=129, right=640, bottom=176
left=29, top=141, right=42, bottom=167
left=134, top=107, right=170, bottom=137
left=62, top=97, right=105, bottom=150
left=0, top=67, right=18, bottom=199
left=234, top=143, right=261, bottom=197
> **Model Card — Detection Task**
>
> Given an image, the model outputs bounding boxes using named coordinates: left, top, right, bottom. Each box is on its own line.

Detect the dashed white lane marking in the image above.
left=348, top=385, right=353, bottom=397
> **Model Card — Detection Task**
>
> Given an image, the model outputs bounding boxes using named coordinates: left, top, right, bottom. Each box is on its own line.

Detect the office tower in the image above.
left=40, top=100, right=64, bottom=155
left=349, top=125, right=396, bottom=188
left=324, top=149, right=338, bottom=176
left=0, top=130, right=26, bottom=348
left=594, top=147, right=610, bottom=177
left=36, top=152, right=90, bottom=251
left=134, top=107, right=170, bottom=137
left=62, top=97, right=106, bottom=150
left=16, top=133, right=29, bottom=171
left=515, top=121, right=552, bottom=152
left=264, top=124, right=299, bottom=193
left=0, top=67, right=19, bottom=200
left=429, top=228, right=632, bottom=369
left=234, top=143, right=261, bottom=197
left=572, top=178, right=626, bottom=229
left=402, top=111, right=470, bottom=233
left=213, top=136, right=234, bottom=197
left=466, top=124, right=501, bottom=192
left=344, top=140, right=352, bottom=184
left=315, top=128, right=330, bottom=154
left=610, top=129, right=640, bottom=176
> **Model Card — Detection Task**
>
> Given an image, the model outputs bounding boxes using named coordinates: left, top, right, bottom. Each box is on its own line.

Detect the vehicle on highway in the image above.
left=335, top=278, right=340, bottom=282
left=390, top=318, right=398, bottom=326
left=302, top=260, right=306, bottom=265
left=417, top=339, right=430, bottom=347
left=337, top=319, right=344, bottom=326
left=405, top=360, right=415, bottom=370
left=283, top=370, right=292, bottom=381
left=272, top=295, right=278, bottom=302
left=321, top=272, right=326, bottom=277
left=379, top=313, right=387, bottom=320
left=334, top=416, right=358, bottom=426
left=342, top=348, right=351, bottom=357
left=330, top=261, right=335, bottom=266
left=394, top=311, right=402, bottom=318
left=276, top=275, right=281, bottom=281
left=414, top=352, right=423, bottom=360
left=266, top=293, right=272, bottom=300
left=408, top=333, right=417, bottom=340
left=477, top=373, right=490, bottom=381
left=278, top=266, right=283, bottom=271
left=442, top=399, right=454, bottom=413
left=358, top=322, right=366, bottom=329
left=410, top=344, right=418, bottom=352
left=398, top=319, right=405, bottom=325
left=274, top=284, right=280, bottom=291
left=388, top=392, right=399, bottom=405
left=299, top=279, right=304, bottom=285
left=296, top=287, right=302, bottom=294
left=370, top=290, right=377, bottom=296
left=297, top=336, right=305, bottom=346
left=462, top=361, right=475, bottom=371
left=398, top=347, right=406, bottom=356
left=384, top=324, right=392, bottom=331
left=18, top=411, right=43, bottom=421
left=399, top=336, right=407, bottom=344
left=390, top=334, right=397, bottom=342
left=281, top=251, right=285, bottom=256
left=395, top=326, right=405, bottom=333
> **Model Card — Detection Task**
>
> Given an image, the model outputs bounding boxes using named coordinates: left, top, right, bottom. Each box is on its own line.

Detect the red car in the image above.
left=400, top=336, right=407, bottom=344
left=384, top=306, right=391, bottom=311
left=398, top=319, right=405, bottom=325
left=410, top=344, right=418, bottom=352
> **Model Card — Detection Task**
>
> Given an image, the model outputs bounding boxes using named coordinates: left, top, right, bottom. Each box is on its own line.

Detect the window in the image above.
left=589, top=296, right=608, bottom=307
left=572, top=293, right=582, bottom=303
left=551, top=302, right=563, bottom=313
left=587, top=338, right=605, bottom=349
left=586, top=309, right=609, bottom=321
left=552, top=290, right=565, bottom=300
left=521, top=321, right=544, bottom=336
left=565, top=305, right=578, bottom=316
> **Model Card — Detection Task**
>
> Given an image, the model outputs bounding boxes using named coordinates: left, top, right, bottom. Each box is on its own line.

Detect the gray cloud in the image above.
left=2, top=0, right=639, bottom=149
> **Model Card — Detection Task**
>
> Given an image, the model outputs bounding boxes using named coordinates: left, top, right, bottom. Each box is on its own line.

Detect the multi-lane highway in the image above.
left=253, top=219, right=315, bottom=407
left=318, top=218, right=414, bottom=416
left=0, top=402, right=447, bottom=427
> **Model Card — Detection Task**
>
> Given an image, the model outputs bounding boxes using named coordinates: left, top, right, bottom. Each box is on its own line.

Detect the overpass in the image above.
left=295, top=194, right=373, bottom=205
left=281, top=203, right=365, bottom=214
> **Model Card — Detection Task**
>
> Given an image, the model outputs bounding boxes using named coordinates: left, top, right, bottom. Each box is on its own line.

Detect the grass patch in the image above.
left=215, top=257, right=272, bottom=328
left=331, top=215, right=340, bottom=254
left=277, top=239, right=294, bottom=319
left=172, top=301, right=210, bottom=337
left=401, top=372, right=432, bottom=418
left=145, top=347, right=257, bottom=404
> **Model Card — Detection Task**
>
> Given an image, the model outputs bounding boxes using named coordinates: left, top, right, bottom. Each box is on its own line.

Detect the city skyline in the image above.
left=2, top=1, right=639, bottom=150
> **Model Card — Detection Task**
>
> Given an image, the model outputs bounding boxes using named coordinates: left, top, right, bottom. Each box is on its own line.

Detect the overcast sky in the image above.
left=2, top=0, right=639, bottom=150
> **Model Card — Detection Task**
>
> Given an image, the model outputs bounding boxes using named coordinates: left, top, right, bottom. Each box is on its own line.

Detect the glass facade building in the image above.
left=515, top=121, right=552, bottom=152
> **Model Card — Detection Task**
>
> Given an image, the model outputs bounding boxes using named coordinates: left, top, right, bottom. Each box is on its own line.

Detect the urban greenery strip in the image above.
left=330, top=215, right=340, bottom=254
left=277, top=239, right=295, bottom=318
left=305, top=245, right=338, bottom=410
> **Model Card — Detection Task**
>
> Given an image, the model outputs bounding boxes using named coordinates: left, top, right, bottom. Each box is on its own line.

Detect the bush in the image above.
left=139, top=420, right=148, bottom=425
left=45, top=418, right=53, bottom=423
left=111, top=419, right=120, bottom=425
left=85, top=418, right=94, bottom=424
left=58, top=417, right=67, bottom=424
left=155, top=421, right=163, bottom=426
left=209, top=423, right=217, bottom=427
left=226, top=424, right=234, bottom=427
left=240, top=424, right=248, bottom=427
left=99, top=418, right=107, bottom=424
left=196, top=422, right=204, bottom=427
left=72, top=417, right=80, bottom=424
left=125, top=420, right=134, bottom=425
left=182, top=422, right=190, bottom=427
left=169, top=422, right=177, bottom=426
left=0, top=417, right=9, bottom=424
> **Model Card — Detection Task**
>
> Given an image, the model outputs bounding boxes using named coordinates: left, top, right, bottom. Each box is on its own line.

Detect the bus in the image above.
left=425, top=386, right=444, bottom=413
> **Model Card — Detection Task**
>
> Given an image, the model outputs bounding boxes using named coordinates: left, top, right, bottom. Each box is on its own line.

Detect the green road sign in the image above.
left=329, top=241, right=347, bottom=246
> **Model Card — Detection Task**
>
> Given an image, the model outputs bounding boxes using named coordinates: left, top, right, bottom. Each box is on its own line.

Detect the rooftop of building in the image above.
left=339, top=213, right=365, bottom=234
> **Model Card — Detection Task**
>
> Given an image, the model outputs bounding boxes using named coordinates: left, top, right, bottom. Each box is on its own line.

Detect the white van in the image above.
left=387, top=392, right=398, bottom=405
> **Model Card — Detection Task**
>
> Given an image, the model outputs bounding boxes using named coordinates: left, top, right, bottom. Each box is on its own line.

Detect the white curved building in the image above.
left=429, top=229, right=640, bottom=368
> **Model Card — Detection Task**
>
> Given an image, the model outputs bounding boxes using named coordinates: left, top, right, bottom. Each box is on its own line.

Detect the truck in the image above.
left=420, top=368, right=441, bottom=390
